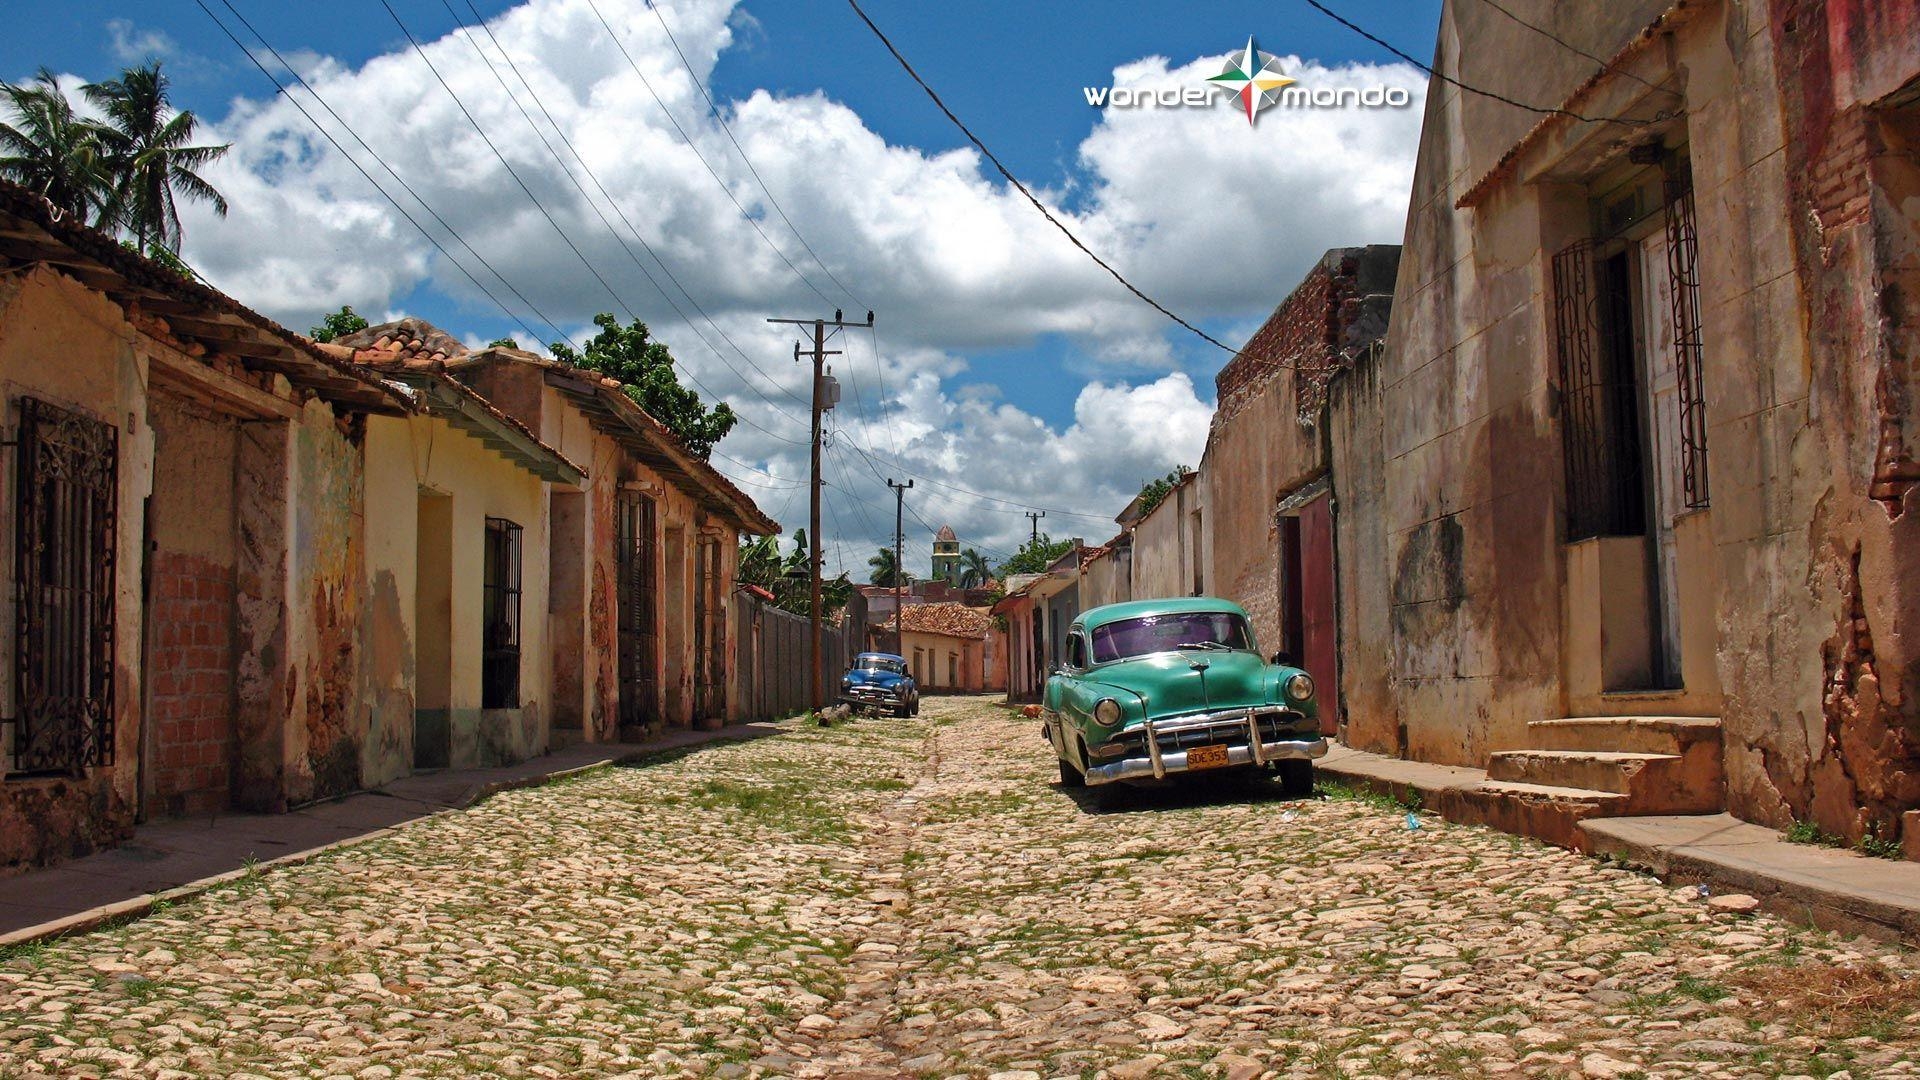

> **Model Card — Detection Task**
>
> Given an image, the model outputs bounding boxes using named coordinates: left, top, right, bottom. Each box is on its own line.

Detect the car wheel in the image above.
left=1278, top=760, right=1314, bottom=798
left=910, top=696, right=921, bottom=717
left=1057, top=754, right=1085, bottom=788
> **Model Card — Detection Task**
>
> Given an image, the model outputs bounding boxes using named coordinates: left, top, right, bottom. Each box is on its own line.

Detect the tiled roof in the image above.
left=885, top=602, right=993, bottom=639
left=334, top=319, right=776, bottom=535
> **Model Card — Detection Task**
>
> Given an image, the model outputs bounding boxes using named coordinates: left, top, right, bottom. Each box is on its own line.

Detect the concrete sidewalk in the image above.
left=0, top=721, right=784, bottom=945
left=1318, top=742, right=1920, bottom=942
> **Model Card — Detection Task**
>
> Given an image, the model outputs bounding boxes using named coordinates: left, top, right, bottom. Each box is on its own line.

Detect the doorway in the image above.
left=413, top=490, right=453, bottom=768
left=1278, top=489, right=1339, bottom=735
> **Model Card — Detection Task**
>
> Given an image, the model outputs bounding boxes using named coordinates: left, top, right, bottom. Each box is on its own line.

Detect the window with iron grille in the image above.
left=481, top=517, right=522, bottom=710
left=12, top=396, right=118, bottom=775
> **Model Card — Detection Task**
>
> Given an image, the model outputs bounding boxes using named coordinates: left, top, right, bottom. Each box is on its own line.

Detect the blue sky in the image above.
left=4, top=0, right=1441, bottom=571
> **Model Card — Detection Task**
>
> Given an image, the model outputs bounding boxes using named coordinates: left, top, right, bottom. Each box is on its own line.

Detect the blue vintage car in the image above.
left=1043, top=598, right=1326, bottom=796
left=841, top=652, right=920, bottom=717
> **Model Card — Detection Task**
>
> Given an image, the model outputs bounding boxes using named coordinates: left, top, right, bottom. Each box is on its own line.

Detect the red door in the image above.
left=1297, top=494, right=1339, bottom=735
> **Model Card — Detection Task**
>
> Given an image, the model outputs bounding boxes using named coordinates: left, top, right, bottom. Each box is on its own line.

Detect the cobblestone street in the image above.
left=4, top=696, right=1918, bottom=1079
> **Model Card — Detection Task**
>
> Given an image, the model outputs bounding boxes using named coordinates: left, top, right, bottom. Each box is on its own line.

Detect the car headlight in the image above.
left=1094, top=698, right=1122, bottom=725
left=1285, top=673, right=1315, bottom=702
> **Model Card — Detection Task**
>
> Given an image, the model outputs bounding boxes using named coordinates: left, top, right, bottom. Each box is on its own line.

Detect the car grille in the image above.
left=1117, top=710, right=1315, bottom=755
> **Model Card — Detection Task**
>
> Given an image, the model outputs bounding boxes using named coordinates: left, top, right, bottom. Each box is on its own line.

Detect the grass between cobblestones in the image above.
left=2, top=699, right=1918, bottom=1079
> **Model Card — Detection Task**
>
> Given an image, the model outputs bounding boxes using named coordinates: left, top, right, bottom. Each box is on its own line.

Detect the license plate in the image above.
left=1187, top=744, right=1230, bottom=770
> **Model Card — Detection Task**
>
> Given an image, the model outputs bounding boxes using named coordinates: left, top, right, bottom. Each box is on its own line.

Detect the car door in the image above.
left=1045, top=628, right=1096, bottom=769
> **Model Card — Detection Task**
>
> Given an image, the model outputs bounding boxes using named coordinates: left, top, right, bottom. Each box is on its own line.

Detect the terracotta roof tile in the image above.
left=885, top=602, right=992, bottom=639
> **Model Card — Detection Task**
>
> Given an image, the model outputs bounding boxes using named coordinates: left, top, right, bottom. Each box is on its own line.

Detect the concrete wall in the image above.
left=1130, top=480, right=1202, bottom=601
left=0, top=269, right=151, bottom=868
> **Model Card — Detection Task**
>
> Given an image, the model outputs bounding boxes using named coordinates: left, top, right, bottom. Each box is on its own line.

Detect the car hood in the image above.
left=1084, top=651, right=1268, bottom=719
left=845, top=669, right=905, bottom=687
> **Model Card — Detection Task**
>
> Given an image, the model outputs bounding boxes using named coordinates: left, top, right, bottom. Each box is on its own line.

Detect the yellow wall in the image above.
left=364, top=407, right=554, bottom=771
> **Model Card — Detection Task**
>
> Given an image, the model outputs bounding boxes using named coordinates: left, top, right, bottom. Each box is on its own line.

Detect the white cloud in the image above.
left=106, top=19, right=178, bottom=64
left=162, top=0, right=1420, bottom=568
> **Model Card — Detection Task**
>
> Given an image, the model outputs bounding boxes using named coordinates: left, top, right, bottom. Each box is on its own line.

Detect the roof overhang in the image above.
left=389, top=371, right=585, bottom=486
left=543, top=368, right=777, bottom=535
left=0, top=181, right=411, bottom=416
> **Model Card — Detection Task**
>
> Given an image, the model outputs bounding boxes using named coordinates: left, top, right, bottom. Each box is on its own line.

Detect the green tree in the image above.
left=738, top=531, right=850, bottom=619
left=996, top=534, right=1074, bottom=578
left=488, top=336, right=520, bottom=349
left=957, top=547, right=992, bottom=588
left=868, top=546, right=910, bottom=587
left=1134, top=465, right=1194, bottom=517
left=309, top=305, right=370, bottom=343
left=552, top=313, right=737, bottom=459
left=82, top=61, right=229, bottom=255
left=0, top=69, right=109, bottom=221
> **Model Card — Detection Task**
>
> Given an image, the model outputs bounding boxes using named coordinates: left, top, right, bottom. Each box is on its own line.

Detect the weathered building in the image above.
left=884, top=603, right=993, bottom=692
left=331, top=321, right=778, bottom=740
left=0, top=181, right=411, bottom=867
left=1198, top=247, right=1399, bottom=742
left=1349, top=0, right=1920, bottom=846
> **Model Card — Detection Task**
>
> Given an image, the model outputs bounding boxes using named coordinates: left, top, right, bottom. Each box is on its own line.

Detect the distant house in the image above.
left=879, top=603, right=993, bottom=692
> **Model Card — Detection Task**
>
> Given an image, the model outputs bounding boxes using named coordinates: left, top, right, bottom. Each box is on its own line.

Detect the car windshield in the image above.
left=1090, top=612, right=1254, bottom=663
left=856, top=658, right=905, bottom=675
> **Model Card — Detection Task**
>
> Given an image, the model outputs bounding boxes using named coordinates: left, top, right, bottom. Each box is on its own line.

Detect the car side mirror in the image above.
left=1271, top=651, right=1294, bottom=666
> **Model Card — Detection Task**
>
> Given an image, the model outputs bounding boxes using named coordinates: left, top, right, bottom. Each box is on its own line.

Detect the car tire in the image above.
left=1278, top=760, right=1314, bottom=798
left=910, top=696, right=921, bottom=717
left=1057, top=755, right=1085, bottom=788
left=893, top=703, right=910, bottom=718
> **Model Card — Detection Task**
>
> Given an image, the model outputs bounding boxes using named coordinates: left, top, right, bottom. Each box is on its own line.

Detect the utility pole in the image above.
left=1026, top=510, right=1046, bottom=547
left=887, top=478, right=913, bottom=653
left=768, top=308, right=873, bottom=713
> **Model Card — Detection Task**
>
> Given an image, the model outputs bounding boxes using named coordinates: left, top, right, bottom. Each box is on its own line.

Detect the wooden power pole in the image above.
left=767, top=309, right=873, bottom=713
left=888, top=478, right=913, bottom=653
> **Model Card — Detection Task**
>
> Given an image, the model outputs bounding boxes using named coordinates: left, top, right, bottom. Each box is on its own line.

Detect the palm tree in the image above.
left=868, top=547, right=909, bottom=587
left=957, top=548, right=992, bottom=588
left=0, top=70, right=109, bottom=221
left=83, top=61, right=229, bottom=254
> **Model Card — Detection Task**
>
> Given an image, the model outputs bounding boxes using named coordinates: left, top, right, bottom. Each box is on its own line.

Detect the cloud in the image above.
left=161, top=0, right=1420, bottom=570
left=106, top=19, right=178, bottom=64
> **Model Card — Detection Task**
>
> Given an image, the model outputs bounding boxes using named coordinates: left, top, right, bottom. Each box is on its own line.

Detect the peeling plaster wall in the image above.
left=1328, top=352, right=1396, bottom=755
left=0, top=268, right=151, bottom=869
left=1729, top=0, right=1920, bottom=843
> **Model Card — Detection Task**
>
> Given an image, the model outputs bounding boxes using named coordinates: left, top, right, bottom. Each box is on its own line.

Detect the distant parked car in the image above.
left=1043, top=598, right=1326, bottom=796
left=841, top=652, right=920, bottom=717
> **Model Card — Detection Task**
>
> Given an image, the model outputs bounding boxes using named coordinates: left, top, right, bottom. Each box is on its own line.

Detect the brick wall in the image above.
left=146, top=551, right=236, bottom=817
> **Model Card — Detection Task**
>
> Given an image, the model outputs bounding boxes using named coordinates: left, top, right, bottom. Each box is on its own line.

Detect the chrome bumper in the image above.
left=841, top=687, right=900, bottom=705
left=1084, top=707, right=1326, bottom=785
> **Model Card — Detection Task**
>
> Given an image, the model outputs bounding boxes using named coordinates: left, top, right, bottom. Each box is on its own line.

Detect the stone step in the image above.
left=1527, top=715, right=1722, bottom=755
left=1488, top=749, right=1676, bottom=795
left=1487, top=745, right=1722, bottom=815
left=1449, top=781, right=1631, bottom=850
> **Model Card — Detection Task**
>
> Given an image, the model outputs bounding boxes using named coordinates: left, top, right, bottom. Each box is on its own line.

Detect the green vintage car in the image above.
left=1042, top=598, right=1327, bottom=796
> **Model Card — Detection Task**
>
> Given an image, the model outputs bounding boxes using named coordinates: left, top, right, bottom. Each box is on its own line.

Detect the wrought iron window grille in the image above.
left=481, top=516, right=522, bottom=710
left=12, top=396, right=118, bottom=776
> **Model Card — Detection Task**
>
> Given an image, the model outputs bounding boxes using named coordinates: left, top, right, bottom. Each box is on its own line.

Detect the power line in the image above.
left=199, top=0, right=576, bottom=350
left=382, top=0, right=810, bottom=449
left=584, top=0, right=837, bottom=307
left=845, top=0, right=1245, bottom=359
left=1472, top=0, right=1669, bottom=94
left=1303, top=0, right=1653, bottom=128
left=647, top=0, right=862, bottom=306
left=378, top=0, right=635, bottom=313
left=444, top=0, right=814, bottom=418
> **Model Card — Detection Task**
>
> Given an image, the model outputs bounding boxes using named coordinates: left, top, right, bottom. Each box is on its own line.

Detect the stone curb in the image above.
left=0, top=735, right=754, bottom=951
left=1316, top=742, right=1920, bottom=943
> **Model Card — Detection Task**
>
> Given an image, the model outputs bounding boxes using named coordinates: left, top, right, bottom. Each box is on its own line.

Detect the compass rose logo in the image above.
left=1205, top=37, right=1296, bottom=126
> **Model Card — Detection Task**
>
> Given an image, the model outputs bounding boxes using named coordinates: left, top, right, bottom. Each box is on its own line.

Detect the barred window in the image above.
left=481, top=517, right=522, bottom=710
left=12, top=397, right=118, bottom=775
